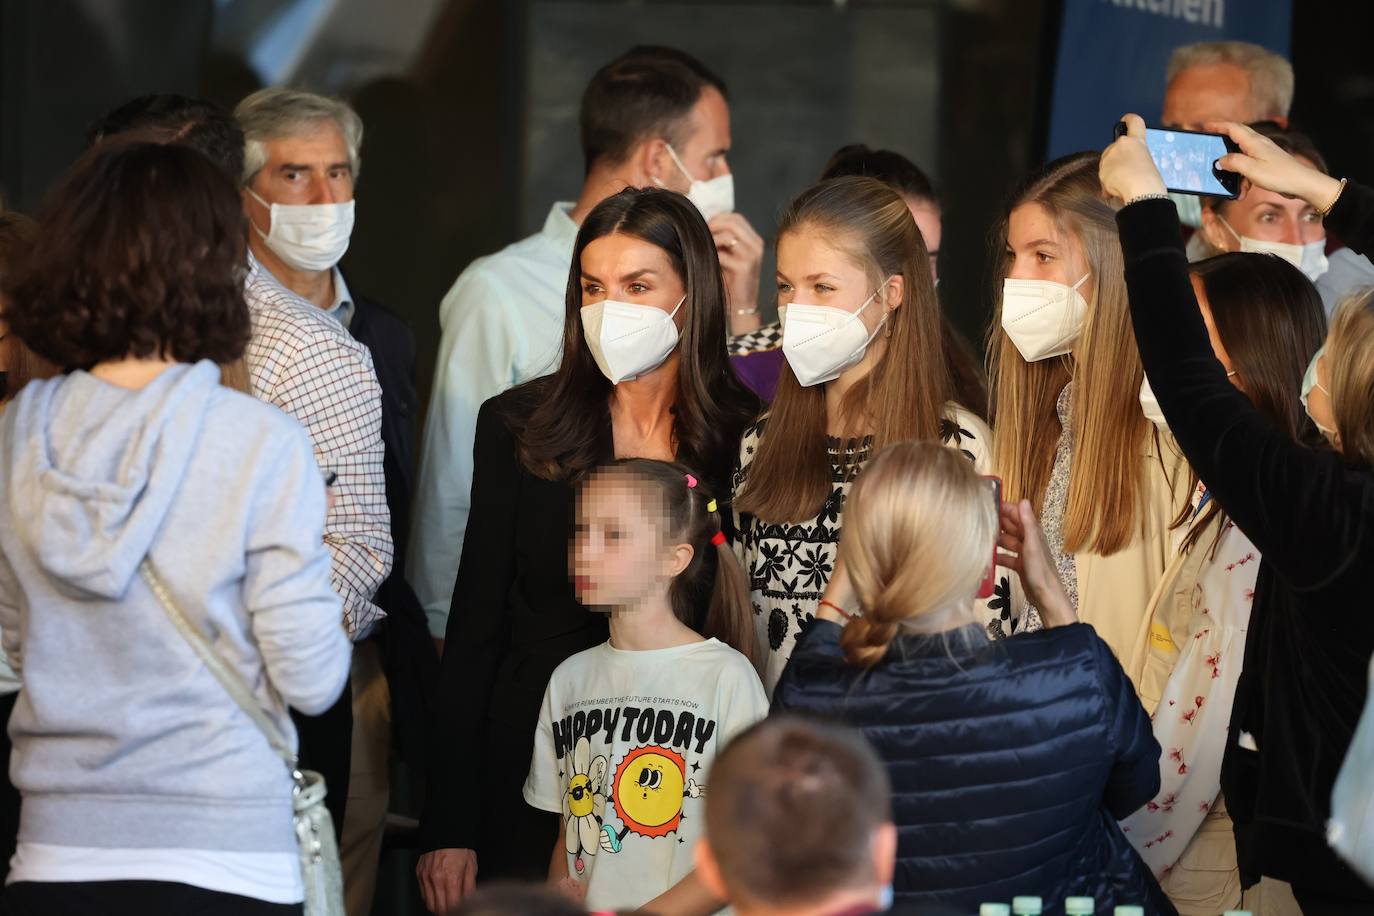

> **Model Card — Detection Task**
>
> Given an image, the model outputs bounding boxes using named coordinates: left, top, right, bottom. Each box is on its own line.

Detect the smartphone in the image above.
left=978, top=476, right=1002, bottom=599
left=1114, top=121, right=1241, bottom=199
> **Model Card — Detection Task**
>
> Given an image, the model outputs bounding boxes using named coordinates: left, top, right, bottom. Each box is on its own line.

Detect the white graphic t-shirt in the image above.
left=524, top=638, right=768, bottom=911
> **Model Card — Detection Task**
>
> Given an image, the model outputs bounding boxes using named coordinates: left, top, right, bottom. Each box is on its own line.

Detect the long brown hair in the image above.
left=736, top=176, right=950, bottom=523
left=1174, top=253, right=1327, bottom=555
left=839, top=441, right=995, bottom=667
left=587, top=459, right=759, bottom=669
left=0, top=213, right=58, bottom=399
left=988, top=152, right=1148, bottom=556
left=511, top=188, right=759, bottom=486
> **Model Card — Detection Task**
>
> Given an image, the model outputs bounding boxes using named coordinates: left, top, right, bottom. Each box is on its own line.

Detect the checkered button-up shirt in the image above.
left=244, top=256, right=392, bottom=638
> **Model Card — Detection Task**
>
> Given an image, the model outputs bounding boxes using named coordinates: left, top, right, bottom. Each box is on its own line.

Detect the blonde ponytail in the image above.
left=837, top=441, right=996, bottom=667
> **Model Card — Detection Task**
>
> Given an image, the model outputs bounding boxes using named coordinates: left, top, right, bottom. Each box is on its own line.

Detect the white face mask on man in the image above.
left=1000, top=273, right=1091, bottom=362
left=580, top=295, right=685, bottom=384
left=1218, top=215, right=1329, bottom=282
left=780, top=289, right=886, bottom=387
left=247, top=188, right=355, bottom=272
left=656, top=144, right=734, bottom=222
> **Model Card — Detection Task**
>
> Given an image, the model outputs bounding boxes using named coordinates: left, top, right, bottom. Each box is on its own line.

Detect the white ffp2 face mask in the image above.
left=658, top=144, right=734, bottom=222
left=580, top=296, right=685, bottom=384
left=781, top=290, right=885, bottom=387
left=1000, top=273, right=1090, bottom=362
left=247, top=188, right=355, bottom=272
left=1220, top=215, right=1328, bottom=281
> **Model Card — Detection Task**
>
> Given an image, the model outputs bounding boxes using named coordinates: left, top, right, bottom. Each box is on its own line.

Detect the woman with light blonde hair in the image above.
left=1102, top=114, right=1374, bottom=913
left=773, top=440, right=1173, bottom=913
left=990, top=151, right=1186, bottom=655
left=733, top=175, right=994, bottom=692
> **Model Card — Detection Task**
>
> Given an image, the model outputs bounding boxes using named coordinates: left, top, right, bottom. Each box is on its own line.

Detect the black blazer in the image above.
left=420, top=384, right=745, bottom=865
left=347, top=289, right=438, bottom=769
left=1119, top=194, right=1374, bottom=898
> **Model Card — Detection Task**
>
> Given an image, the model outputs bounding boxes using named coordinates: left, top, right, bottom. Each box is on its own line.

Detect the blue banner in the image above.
left=1046, top=0, right=1292, bottom=159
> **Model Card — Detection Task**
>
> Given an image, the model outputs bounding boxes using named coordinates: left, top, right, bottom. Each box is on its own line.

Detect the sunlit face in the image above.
left=579, top=231, right=687, bottom=320
left=777, top=225, right=889, bottom=332
left=1202, top=155, right=1325, bottom=251
left=571, top=475, right=679, bottom=610
left=243, top=121, right=354, bottom=238
left=1162, top=63, right=1257, bottom=130
left=904, top=197, right=942, bottom=281
left=656, top=86, right=733, bottom=191
left=1005, top=202, right=1096, bottom=304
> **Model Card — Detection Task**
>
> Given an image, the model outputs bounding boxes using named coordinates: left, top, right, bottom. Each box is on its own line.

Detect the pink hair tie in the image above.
left=711, top=530, right=727, bottom=547
left=685, top=473, right=698, bottom=489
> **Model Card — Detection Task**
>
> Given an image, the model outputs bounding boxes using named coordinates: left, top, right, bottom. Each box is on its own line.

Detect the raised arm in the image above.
left=1101, top=115, right=1365, bottom=589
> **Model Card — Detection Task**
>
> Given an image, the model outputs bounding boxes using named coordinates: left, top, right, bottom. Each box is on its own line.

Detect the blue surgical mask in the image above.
left=878, top=883, right=894, bottom=911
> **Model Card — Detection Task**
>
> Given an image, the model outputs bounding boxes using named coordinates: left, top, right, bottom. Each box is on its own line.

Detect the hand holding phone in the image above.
left=1113, top=119, right=1240, bottom=198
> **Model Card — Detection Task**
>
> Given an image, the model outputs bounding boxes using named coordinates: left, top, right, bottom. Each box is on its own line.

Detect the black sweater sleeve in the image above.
left=420, top=396, right=521, bottom=851
left=1117, top=198, right=1367, bottom=590
left=1326, top=180, right=1374, bottom=258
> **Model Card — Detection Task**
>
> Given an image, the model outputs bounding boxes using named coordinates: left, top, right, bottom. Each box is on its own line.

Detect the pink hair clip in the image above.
left=685, top=473, right=698, bottom=489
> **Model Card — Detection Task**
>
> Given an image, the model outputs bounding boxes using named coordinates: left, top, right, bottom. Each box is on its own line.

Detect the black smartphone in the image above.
left=978, top=476, right=1002, bottom=599
left=1114, top=121, right=1241, bottom=199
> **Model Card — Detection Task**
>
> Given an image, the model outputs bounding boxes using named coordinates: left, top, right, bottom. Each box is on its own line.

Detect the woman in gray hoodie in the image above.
left=0, top=141, right=351, bottom=914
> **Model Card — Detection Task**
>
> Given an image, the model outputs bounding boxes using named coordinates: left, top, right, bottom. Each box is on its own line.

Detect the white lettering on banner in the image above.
left=1102, top=0, right=1224, bottom=29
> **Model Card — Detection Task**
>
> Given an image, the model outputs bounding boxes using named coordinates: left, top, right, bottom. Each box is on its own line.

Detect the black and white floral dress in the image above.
left=733, top=403, right=1022, bottom=692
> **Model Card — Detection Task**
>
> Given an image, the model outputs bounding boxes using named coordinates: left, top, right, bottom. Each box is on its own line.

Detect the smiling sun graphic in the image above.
left=599, top=745, right=704, bottom=853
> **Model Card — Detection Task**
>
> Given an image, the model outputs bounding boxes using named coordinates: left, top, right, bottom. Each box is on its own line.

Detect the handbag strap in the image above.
left=139, top=559, right=301, bottom=776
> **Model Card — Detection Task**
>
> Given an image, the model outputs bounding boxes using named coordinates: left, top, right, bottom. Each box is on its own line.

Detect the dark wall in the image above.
left=524, top=1, right=941, bottom=326
left=0, top=0, right=212, bottom=213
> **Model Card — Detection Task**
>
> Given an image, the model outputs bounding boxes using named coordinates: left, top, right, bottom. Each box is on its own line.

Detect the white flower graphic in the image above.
left=562, top=736, right=608, bottom=875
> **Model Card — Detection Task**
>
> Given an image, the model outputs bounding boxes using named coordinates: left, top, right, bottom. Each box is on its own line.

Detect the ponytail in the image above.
left=839, top=610, right=899, bottom=669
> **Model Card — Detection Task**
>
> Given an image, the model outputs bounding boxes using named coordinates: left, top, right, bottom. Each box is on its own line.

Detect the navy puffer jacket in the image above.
left=774, top=620, right=1175, bottom=916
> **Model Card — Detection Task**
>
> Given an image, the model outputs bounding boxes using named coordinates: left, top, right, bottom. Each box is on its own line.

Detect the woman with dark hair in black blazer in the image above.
left=416, top=188, right=760, bottom=913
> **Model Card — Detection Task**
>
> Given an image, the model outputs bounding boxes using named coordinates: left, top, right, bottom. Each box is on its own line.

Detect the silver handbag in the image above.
left=141, top=559, right=346, bottom=916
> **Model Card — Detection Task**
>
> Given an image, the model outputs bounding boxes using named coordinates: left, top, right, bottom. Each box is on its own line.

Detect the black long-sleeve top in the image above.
left=1117, top=191, right=1374, bottom=897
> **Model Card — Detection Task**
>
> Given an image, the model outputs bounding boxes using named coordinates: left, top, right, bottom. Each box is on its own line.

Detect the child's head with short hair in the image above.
left=573, top=459, right=757, bottom=665
left=695, top=716, right=895, bottom=912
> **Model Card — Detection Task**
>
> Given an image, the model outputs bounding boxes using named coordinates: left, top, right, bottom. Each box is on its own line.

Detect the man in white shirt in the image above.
left=411, top=45, right=765, bottom=647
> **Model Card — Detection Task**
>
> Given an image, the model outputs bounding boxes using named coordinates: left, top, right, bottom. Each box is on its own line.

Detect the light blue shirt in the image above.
left=410, top=202, right=578, bottom=636
left=327, top=267, right=356, bottom=330
left=1316, top=247, right=1374, bottom=318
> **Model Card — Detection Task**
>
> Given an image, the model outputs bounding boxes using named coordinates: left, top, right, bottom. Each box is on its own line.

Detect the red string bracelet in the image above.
left=818, top=599, right=854, bottom=621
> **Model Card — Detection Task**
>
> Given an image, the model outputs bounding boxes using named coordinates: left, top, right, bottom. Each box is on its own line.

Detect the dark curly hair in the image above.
left=3, top=141, right=250, bottom=370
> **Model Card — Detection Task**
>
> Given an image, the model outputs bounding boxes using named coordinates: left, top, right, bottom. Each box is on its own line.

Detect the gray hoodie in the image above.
left=0, top=361, right=351, bottom=854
